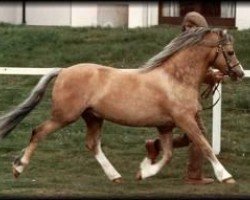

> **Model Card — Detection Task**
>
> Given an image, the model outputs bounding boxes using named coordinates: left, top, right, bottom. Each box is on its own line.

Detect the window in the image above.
left=159, top=1, right=236, bottom=28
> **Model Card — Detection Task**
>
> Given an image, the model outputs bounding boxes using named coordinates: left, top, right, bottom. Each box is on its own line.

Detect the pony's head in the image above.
left=208, top=29, right=244, bottom=81
left=142, top=27, right=244, bottom=82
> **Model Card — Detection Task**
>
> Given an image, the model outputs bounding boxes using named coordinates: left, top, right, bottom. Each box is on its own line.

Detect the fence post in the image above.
left=212, top=83, right=222, bottom=155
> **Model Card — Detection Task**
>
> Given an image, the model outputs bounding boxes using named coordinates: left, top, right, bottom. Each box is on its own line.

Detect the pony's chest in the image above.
left=160, top=81, right=200, bottom=109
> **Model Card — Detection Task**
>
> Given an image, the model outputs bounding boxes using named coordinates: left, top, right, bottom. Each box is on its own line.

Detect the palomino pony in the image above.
left=0, top=27, right=244, bottom=184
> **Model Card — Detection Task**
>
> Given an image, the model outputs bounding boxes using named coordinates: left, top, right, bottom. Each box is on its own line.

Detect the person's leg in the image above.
left=185, top=113, right=214, bottom=184
left=186, top=143, right=203, bottom=179
left=185, top=143, right=214, bottom=184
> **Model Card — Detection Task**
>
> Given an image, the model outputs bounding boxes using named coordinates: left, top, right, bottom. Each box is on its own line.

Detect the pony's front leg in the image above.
left=175, top=112, right=235, bottom=184
left=136, top=128, right=173, bottom=180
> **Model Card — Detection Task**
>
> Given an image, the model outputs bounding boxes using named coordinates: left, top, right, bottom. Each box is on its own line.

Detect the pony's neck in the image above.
left=163, top=45, right=211, bottom=89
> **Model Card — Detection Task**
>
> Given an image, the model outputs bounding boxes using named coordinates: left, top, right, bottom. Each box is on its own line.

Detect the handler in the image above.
left=145, top=11, right=224, bottom=185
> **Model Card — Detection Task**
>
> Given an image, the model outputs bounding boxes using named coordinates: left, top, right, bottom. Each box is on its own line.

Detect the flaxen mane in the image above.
left=142, top=27, right=217, bottom=69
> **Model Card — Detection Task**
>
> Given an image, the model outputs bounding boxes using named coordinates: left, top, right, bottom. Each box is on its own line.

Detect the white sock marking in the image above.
left=20, top=157, right=29, bottom=165
left=140, top=157, right=166, bottom=179
left=14, top=165, right=24, bottom=173
left=239, top=64, right=244, bottom=72
left=95, top=142, right=122, bottom=180
left=211, top=160, right=232, bottom=182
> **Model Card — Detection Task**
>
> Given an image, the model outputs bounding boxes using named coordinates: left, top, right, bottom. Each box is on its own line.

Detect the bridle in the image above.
left=201, top=32, right=240, bottom=110
left=212, top=42, right=241, bottom=76
left=207, top=30, right=241, bottom=77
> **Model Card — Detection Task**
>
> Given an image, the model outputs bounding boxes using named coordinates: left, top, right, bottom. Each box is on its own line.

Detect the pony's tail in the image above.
left=0, top=68, right=62, bottom=140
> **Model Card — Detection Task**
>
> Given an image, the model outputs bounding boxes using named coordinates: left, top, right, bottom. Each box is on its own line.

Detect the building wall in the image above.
left=128, top=2, right=158, bottom=28
left=0, top=2, right=156, bottom=28
left=0, top=2, right=250, bottom=30
left=97, top=3, right=128, bottom=27
left=236, top=2, right=250, bottom=30
left=71, top=3, right=98, bottom=27
left=26, top=2, right=71, bottom=26
left=0, top=2, right=22, bottom=24
left=25, top=2, right=129, bottom=27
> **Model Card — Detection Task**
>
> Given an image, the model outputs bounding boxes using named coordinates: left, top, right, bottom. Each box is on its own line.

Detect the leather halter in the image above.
left=201, top=33, right=240, bottom=110
left=211, top=40, right=240, bottom=76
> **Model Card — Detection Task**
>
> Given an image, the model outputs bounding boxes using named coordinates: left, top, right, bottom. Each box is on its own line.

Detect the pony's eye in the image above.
left=228, top=51, right=235, bottom=56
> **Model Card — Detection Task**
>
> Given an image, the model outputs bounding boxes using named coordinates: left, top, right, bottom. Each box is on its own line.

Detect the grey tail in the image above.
left=0, top=68, right=62, bottom=140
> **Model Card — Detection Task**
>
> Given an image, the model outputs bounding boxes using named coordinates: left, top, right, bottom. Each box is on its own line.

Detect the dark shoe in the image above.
left=185, top=177, right=214, bottom=185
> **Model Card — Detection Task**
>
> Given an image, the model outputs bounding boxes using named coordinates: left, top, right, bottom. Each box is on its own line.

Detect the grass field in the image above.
left=0, top=24, right=249, bottom=198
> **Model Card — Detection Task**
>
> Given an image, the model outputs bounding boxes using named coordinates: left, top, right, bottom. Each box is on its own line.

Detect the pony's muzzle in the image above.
left=230, top=64, right=245, bottom=81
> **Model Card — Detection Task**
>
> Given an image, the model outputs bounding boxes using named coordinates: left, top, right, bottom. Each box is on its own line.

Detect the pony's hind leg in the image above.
left=137, top=127, right=173, bottom=180
left=12, top=119, right=64, bottom=178
left=83, top=113, right=122, bottom=183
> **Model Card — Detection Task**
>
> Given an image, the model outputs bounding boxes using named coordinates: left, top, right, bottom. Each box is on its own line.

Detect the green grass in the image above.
left=0, top=24, right=249, bottom=197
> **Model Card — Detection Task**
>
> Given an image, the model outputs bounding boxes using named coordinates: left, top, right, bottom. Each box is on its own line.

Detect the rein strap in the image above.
left=201, top=81, right=221, bottom=110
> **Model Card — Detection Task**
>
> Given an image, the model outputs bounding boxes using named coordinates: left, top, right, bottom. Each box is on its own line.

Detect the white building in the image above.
left=0, top=1, right=250, bottom=30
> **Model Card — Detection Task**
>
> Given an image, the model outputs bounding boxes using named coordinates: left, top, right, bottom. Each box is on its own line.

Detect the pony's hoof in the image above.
left=112, top=177, right=124, bottom=184
left=223, top=178, right=236, bottom=184
left=12, top=157, right=25, bottom=179
left=136, top=171, right=142, bottom=181
left=12, top=166, right=21, bottom=179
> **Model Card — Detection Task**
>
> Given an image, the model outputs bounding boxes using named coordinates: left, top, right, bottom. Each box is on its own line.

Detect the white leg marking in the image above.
left=14, top=165, right=25, bottom=173
left=20, top=156, right=29, bottom=165
left=211, top=160, right=232, bottom=182
left=95, top=142, right=122, bottom=180
left=239, top=64, right=244, bottom=72
left=140, top=156, right=167, bottom=179
left=13, top=149, right=29, bottom=174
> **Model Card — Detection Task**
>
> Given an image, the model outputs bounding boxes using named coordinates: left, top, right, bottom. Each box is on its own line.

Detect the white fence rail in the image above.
left=0, top=67, right=54, bottom=75
left=0, top=67, right=249, bottom=155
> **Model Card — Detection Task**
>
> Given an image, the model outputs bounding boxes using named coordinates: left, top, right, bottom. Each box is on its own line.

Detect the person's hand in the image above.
left=213, top=71, right=225, bottom=83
